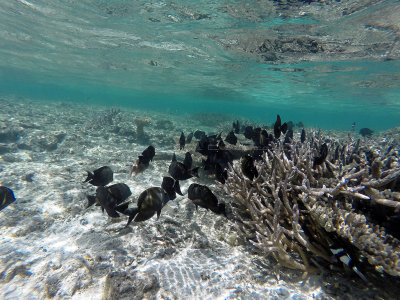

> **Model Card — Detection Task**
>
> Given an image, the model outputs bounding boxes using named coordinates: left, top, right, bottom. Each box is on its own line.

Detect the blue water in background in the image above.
left=1, top=0, right=399, bottom=131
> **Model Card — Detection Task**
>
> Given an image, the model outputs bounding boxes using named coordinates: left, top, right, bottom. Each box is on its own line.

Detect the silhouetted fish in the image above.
left=241, top=154, right=258, bottom=181
left=300, top=129, right=306, bottom=143
left=142, top=145, right=155, bottom=162
left=352, top=122, right=356, bottom=131
left=107, top=183, right=132, bottom=204
left=187, top=183, right=226, bottom=216
left=130, top=146, right=155, bottom=176
left=168, top=153, right=199, bottom=180
left=273, top=114, right=288, bottom=139
left=313, top=143, right=328, bottom=168
left=252, top=127, right=262, bottom=146
left=233, top=120, right=240, bottom=134
left=225, top=131, right=237, bottom=145
left=179, top=132, right=185, bottom=150
left=0, top=186, right=16, bottom=211
left=118, top=187, right=169, bottom=225
left=259, top=129, right=270, bottom=148
left=194, top=130, right=206, bottom=140
left=183, top=152, right=193, bottom=169
left=87, top=183, right=132, bottom=215
left=244, top=126, right=253, bottom=140
left=84, top=166, right=113, bottom=186
left=161, top=176, right=182, bottom=200
left=284, top=129, right=293, bottom=144
left=359, top=128, right=373, bottom=137
left=186, top=132, right=193, bottom=144
left=93, top=186, right=121, bottom=218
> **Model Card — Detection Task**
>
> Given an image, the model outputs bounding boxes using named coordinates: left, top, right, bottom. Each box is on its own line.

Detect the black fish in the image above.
left=187, top=183, right=226, bottom=216
left=142, top=145, right=155, bottom=162
left=300, top=129, right=306, bottom=143
left=168, top=153, right=199, bottom=180
left=251, top=127, right=262, bottom=146
left=284, top=129, right=293, bottom=144
left=186, top=132, right=193, bottom=144
left=241, top=154, right=258, bottom=181
left=225, top=131, right=237, bottom=145
left=118, top=187, right=169, bottom=225
left=273, top=114, right=288, bottom=139
left=84, top=166, right=113, bottom=186
left=194, top=130, right=206, bottom=140
left=179, top=132, right=185, bottom=150
left=195, top=134, right=221, bottom=156
left=0, top=186, right=16, bottom=211
left=359, top=128, right=373, bottom=137
left=244, top=126, right=253, bottom=140
left=352, top=122, right=356, bottom=131
left=107, top=183, right=132, bottom=203
left=161, top=176, right=183, bottom=200
left=183, top=152, right=193, bottom=169
left=233, top=120, right=240, bottom=134
left=313, top=143, right=328, bottom=168
left=130, top=146, right=155, bottom=176
left=87, top=183, right=132, bottom=214
left=207, top=132, right=222, bottom=144
left=94, top=186, right=121, bottom=218
left=259, top=129, right=269, bottom=148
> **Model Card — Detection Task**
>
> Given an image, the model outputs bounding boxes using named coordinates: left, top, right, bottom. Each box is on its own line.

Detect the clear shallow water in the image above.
left=0, top=0, right=400, bottom=130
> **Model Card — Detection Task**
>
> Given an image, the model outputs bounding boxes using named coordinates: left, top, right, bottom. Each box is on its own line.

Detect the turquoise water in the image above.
left=1, top=0, right=399, bottom=130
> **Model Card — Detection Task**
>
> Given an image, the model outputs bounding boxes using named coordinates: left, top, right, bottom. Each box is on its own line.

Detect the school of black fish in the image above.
left=1, top=114, right=370, bottom=282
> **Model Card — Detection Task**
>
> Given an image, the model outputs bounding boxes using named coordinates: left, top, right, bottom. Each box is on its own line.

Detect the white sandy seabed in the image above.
left=0, top=97, right=380, bottom=299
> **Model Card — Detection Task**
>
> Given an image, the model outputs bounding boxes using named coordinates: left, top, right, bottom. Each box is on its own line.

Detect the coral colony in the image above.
left=224, top=127, right=400, bottom=280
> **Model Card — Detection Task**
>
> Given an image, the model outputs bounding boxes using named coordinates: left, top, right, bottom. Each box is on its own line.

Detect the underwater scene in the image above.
left=1, top=0, right=400, bottom=299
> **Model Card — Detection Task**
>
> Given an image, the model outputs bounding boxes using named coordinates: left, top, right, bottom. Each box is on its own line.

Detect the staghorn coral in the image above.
left=224, top=130, right=400, bottom=277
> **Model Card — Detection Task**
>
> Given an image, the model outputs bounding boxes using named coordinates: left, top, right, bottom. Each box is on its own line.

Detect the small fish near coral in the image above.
left=86, top=183, right=132, bottom=217
left=179, top=132, right=185, bottom=150
left=168, top=153, right=199, bottom=181
left=117, top=187, right=170, bottom=226
left=0, top=186, right=16, bottom=211
left=233, top=120, right=240, bottom=134
left=241, top=154, right=258, bottom=181
left=187, top=183, right=226, bottom=216
left=84, top=166, right=113, bottom=186
left=130, top=145, right=156, bottom=176
left=161, top=176, right=183, bottom=200
left=359, top=128, right=373, bottom=137
left=273, top=114, right=288, bottom=139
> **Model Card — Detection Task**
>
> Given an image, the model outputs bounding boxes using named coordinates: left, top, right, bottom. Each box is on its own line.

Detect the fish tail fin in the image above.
left=191, top=167, right=200, bottom=178
left=116, top=203, right=129, bottom=214
left=86, top=195, right=96, bottom=208
left=353, top=266, right=368, bottom=283
left=126, top=208, right=139, bottom=227
left=83, top=171, right=93, bottom=183
left=174, top=180, right=183, bottom=196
